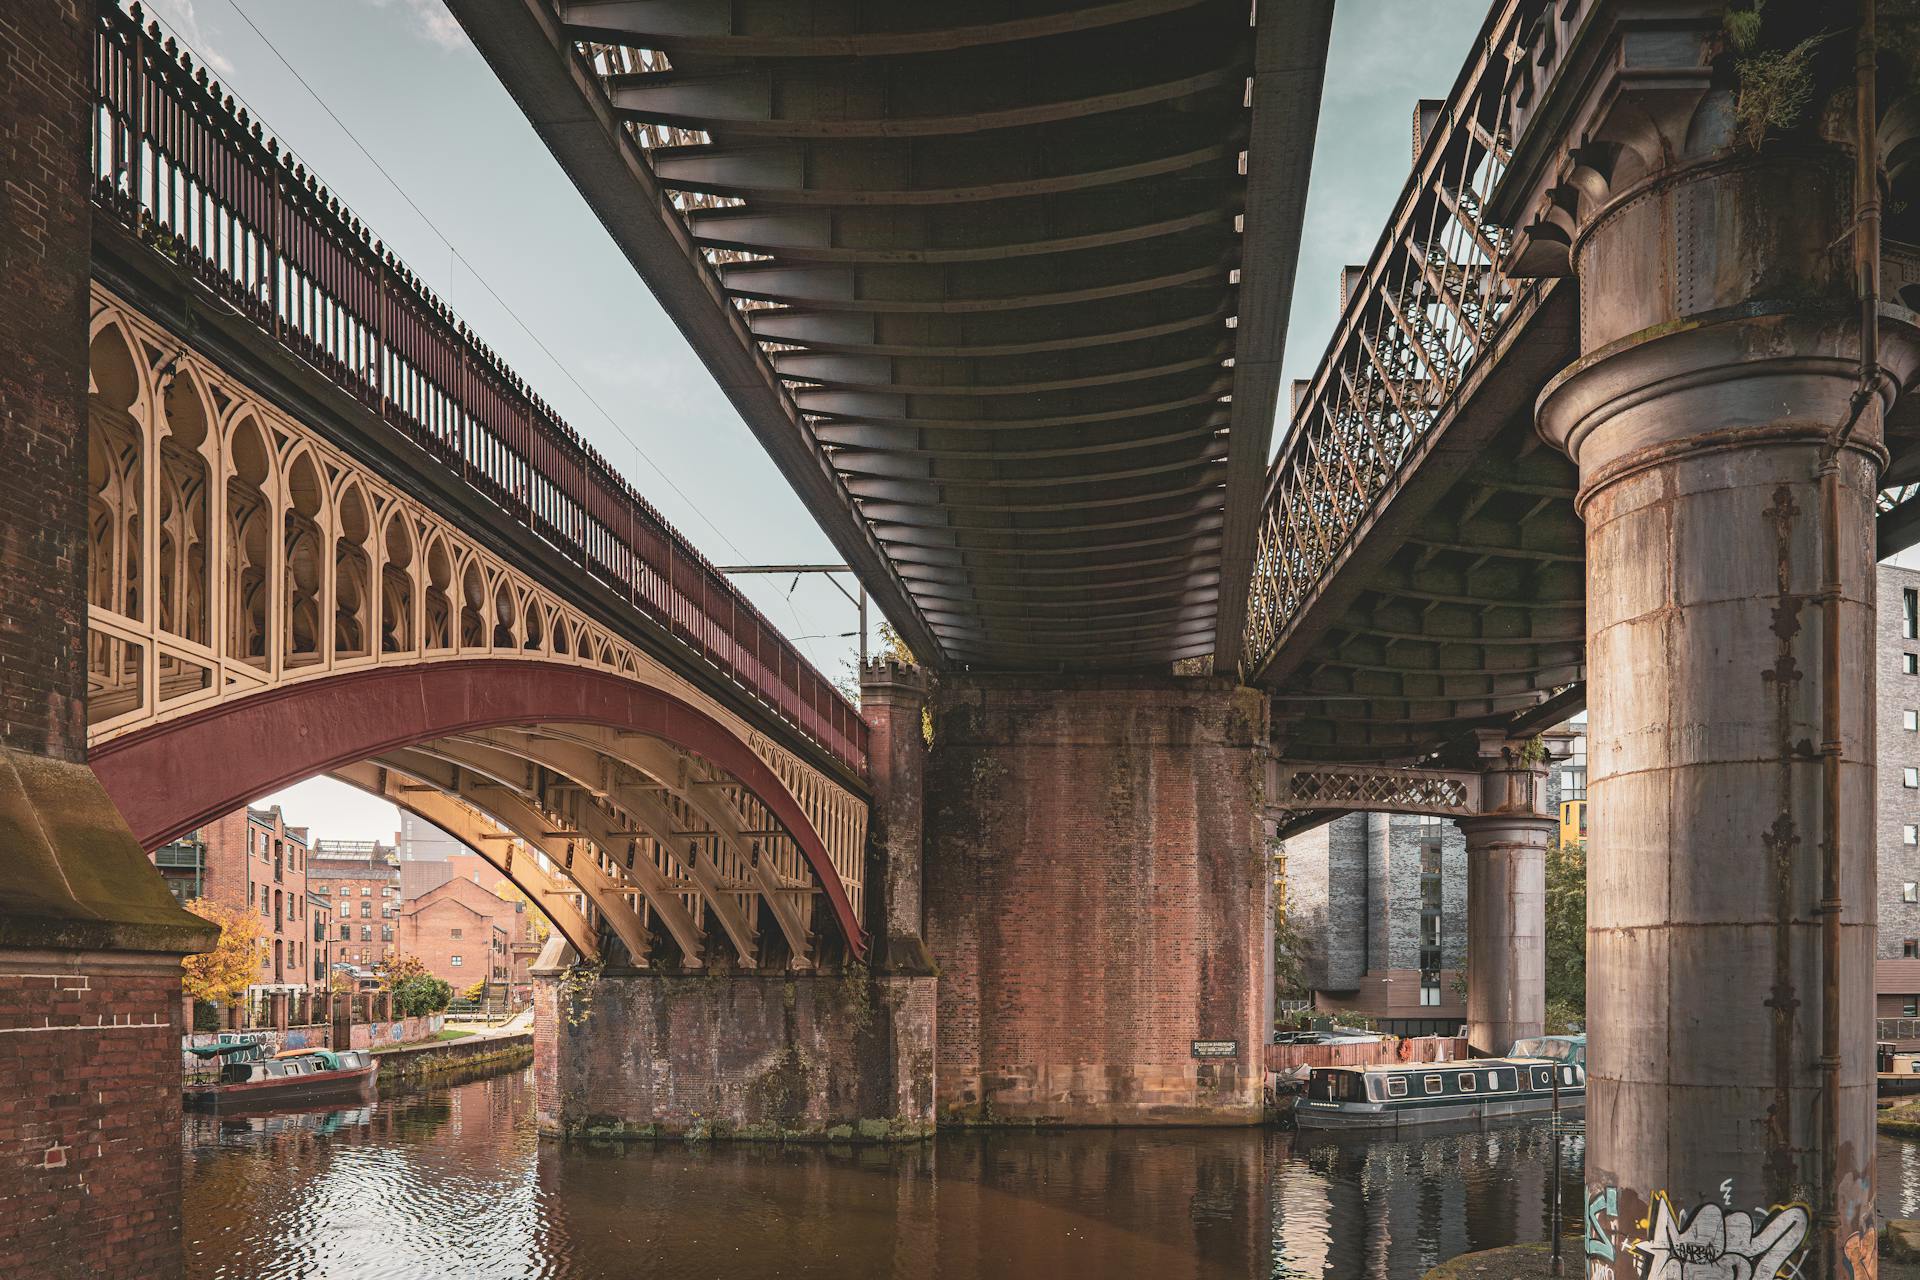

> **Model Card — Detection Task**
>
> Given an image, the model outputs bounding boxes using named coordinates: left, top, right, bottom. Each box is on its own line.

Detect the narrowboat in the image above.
left=1295, top=1040, right=1585, bottom=1130
left=1879, top=1042, right=1920, bottom=1095
left=183, top=1039, right=377, bottom=1111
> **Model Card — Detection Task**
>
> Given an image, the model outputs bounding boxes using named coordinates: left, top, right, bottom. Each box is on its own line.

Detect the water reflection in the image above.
left=183, top=1070, right=1920, bottom=1280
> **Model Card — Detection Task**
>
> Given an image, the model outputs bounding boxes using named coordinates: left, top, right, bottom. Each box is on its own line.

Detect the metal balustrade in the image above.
left=89, top=0, right=867, bottom=773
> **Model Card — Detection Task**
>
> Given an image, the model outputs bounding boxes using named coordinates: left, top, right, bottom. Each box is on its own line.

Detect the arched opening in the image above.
left=459, top=560, right=487, bottom=650
left=88, top=325, right=145, bottom=621
left=491, top=578, right=516, bottom=648
left=380, top=513, right=416, bottom=654
left=283, top=450, right=325, bottom=669
left=521, top=596, right=546, bottom=653
left=423, top=538, right=453, bottom=651
left=225, top=414, right=273, bottom=670
left=158, top=373, right=211, bottom=646
left=334, top=483, right=372, bottom=660
left=87, top=323, right=148, bottom=726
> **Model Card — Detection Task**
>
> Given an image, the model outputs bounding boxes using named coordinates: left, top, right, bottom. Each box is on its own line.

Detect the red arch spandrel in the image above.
left=89, top=660, right=867, bottom=957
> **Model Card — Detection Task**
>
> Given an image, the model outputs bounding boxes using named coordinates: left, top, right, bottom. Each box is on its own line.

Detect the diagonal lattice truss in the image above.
left=1264, top=759, right=1480, bottom=840
left=1239, top=14, right=1528, bottom=683
left=447, top=0, right=1334, bottom=670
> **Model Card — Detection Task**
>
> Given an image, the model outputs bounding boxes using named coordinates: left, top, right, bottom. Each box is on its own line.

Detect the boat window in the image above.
left=1308, top=1070, right=1364, bottom=1103
left=1533, top=1067, right=1552, bottom=1089
left=1387, top=1076, right=1408, bottom=1098
left=1424, top=1075, right=1442, bottom=1095
left=1561, top=1067, right=1577, bottom=1086
left=1488, top=1070, right=1510, bottom=1091
left=1458, top=1073, right=1477, bottom=1093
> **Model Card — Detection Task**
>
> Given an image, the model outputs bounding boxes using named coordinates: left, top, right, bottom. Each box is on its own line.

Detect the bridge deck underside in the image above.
left=1259, top=283, right=1582, bottom=765
left=450, top=0, right=1333, bottom=669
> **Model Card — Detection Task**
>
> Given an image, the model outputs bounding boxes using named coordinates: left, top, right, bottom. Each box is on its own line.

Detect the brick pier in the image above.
left=0, top=4, right=215, bottom=1276
left=925, top=676, right=1269, bottom=1125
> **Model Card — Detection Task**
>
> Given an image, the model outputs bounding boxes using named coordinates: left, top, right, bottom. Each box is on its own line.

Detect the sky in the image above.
left=137, top=0, right=1490, bottom=840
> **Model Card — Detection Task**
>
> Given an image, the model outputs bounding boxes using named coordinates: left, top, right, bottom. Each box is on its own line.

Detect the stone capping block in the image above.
left=0, top=747, right=215, bottom=955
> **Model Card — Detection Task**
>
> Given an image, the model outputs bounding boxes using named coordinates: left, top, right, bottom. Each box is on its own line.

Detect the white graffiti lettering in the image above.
left=1633, top=1193, right=1809, bottom=1280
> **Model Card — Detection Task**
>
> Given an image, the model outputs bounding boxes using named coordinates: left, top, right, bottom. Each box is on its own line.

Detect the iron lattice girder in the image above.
left=1263, top=759, right=1482, bottom=839
left=447, top=0, right=1334, bottom=669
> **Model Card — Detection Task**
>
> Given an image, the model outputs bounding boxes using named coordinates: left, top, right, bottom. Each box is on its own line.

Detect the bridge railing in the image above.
left=1239, top=0, right=1537, bottom=680
left=88, top=0, right=867, bottom=774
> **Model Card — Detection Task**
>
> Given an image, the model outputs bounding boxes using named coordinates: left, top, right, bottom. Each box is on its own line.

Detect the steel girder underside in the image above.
left=446, top=0, right=1334, bottom=670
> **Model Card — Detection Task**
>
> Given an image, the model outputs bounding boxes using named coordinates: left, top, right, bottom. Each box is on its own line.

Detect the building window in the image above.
left=381, top=926, right=392, bottom=942
left=1906, top=588, right=1918, bottom=639
left=361, top=902, right=372, bottom=918
left=362, top=886, right=372, bottom=896
left=1908, top=884, right=1919, bottom=904
left=1906, top=768, right=1919, bottom=790
left=1908, top=653, right=1919, bottom=675
left=1906, top=940, right=1919, bottom=959
left=1418, top=836, right=1443, bottom=1008
left=340, top=923, right=350, bottom=941
left=361, top=925, right=372, bottom=942
left=450, top=928, right=463, bottom=940
left=451, top=955, right=463, bottom=967
left=1908, top=997, right=1919, bottom=1018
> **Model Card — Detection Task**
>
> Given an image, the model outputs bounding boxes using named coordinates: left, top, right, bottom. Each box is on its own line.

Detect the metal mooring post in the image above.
left=1550, top=1069, right=1562, bottom=1276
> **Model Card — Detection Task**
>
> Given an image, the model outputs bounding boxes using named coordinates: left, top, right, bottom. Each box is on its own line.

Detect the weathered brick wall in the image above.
left=860, top=662, right=929, bottom=956
left=924, top=675, right=1269, bottom=1125
left=531, top=969, right=935, bottom=1139
left=0, top=0, right=90, bottom=762
left=0, top=954, right=187, bottom=1280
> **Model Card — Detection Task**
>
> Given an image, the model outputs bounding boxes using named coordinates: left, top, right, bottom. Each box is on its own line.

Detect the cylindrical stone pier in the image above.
left=1538, top=141, right=1918, bottom=1272
left=1459, top=814, right=1549, bottom=1057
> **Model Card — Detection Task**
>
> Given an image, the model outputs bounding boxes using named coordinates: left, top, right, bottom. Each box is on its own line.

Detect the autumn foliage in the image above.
left=180, top=898, right=265, bottom=1007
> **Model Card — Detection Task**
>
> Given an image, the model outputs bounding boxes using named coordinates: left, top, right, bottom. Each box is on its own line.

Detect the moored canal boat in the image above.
left=184, top=1040, right=377, bottom=1112
left=1295, top=1042, right=1585, bottom=1131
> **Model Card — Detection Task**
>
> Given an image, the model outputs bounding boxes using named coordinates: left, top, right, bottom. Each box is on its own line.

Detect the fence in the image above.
left=89, top=0, right=867, bottom=772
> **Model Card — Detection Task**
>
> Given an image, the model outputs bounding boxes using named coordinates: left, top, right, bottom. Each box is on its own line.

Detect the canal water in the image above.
left=181, top=1066, right=1920, bottom=1279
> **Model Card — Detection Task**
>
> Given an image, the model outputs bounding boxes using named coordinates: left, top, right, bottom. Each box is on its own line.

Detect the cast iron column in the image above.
left=1520, top=12, right=1917, bottom=1268
left=1459, top=736, right=1552, bottom=1057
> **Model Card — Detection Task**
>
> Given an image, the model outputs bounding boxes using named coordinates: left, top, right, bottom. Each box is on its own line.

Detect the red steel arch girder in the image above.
left=88, top=659, right=867, bottom=958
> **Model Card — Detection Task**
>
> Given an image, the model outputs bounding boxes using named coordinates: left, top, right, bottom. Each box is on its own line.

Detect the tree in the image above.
left=376, top=952, right=453, bottom=1018
left=1272, top=908, right=1310, bottom=1005
left=1544, top=838, right=1587, bottom=1030
left=180, top=899, right=265, bottom=1009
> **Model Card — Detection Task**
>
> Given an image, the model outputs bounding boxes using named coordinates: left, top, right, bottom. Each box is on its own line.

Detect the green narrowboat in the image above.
left=1295, top=1038, right=1586, bottom=1130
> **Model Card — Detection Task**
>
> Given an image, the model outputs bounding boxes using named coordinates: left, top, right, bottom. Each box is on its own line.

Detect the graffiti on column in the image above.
left=1583, top=1186, right=1617, bottom=1264
left=1628, top=1191, right=1809, bottom=1280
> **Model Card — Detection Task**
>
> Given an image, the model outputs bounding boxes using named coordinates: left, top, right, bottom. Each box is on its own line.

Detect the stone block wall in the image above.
left=0, top=952, right=188, bottom=1280
left=531, top=968, right=935, bottom=1140
left=924, top=675, right=1269, bottom=1125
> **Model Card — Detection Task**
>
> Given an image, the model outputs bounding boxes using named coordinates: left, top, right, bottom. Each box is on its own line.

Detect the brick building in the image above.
left=151, top=805, right=314, bottom=998
left=308, top=889, right=334, bottom=988
left=1877, top=562, right=1920, bottom=1023
left=397, top=878, right=512, bottom=989
left=306, top=840, right=401, bottom=980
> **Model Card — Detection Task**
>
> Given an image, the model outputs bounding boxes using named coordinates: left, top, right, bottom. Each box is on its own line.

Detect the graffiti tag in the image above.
left=1585, top=1186, right=1617, bottom=1263
left=1632, top=1193, right=1809, bottom=1280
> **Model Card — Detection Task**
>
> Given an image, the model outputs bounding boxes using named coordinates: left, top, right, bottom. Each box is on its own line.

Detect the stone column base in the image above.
left=531, top=967, right=935, bottom=1141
